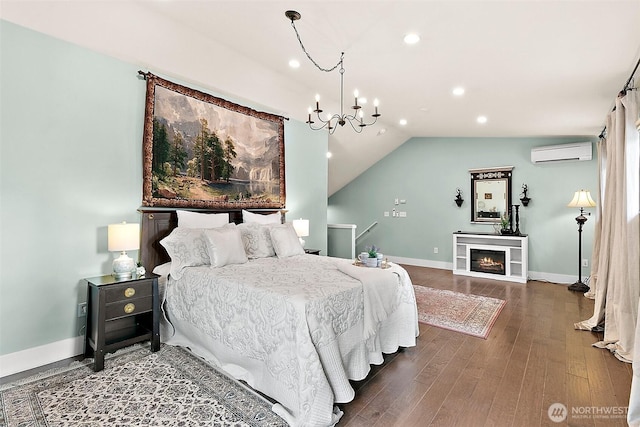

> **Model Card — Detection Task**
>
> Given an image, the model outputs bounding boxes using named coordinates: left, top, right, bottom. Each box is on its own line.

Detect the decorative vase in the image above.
left=365, top=257, right=378, bottom=267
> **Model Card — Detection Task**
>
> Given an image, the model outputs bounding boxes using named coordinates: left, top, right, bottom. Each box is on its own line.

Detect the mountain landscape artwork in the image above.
left=140, top=72, right=285, bottom=209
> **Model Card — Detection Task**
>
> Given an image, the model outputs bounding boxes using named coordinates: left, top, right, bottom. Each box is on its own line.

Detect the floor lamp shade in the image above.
left=108, top=222, right=140, bottom=279
left=567, top=190, right=596, bottom=209
left=567, top=190, right=596, bottom=292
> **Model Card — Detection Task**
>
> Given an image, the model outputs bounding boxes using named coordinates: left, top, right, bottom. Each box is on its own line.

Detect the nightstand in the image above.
left=84, top=273, right=160, bottom=371
left=304, top=249, right=321, bottom=255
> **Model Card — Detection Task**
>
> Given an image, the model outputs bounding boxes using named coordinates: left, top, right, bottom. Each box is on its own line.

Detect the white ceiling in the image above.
left=2, top=1, right=640, bottom=195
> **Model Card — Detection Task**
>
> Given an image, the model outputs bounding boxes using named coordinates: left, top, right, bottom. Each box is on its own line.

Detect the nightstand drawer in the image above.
left=105, top=297, right=152, bottom=320
left=104, top=282, right=152, bottom=303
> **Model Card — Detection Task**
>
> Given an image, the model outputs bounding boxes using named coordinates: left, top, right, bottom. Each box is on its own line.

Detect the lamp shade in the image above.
left=292, top=218, right=309, bottom=237
left=567, top=190, right=596, bottom=208
left=108, top=222, right=140, bottom=252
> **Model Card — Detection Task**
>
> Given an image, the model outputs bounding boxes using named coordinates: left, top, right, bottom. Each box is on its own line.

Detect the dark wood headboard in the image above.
left=138, top=207, right=284, bottom=271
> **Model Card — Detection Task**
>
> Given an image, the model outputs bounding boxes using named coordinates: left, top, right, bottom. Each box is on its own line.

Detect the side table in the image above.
left=84, top=273, right=160, bottom=371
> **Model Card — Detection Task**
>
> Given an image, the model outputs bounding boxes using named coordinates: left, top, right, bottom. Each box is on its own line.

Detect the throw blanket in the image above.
left=337, top=263, right=400, bottom=341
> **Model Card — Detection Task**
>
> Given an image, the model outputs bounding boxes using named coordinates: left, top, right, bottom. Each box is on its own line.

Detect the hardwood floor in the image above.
left=337, top=265, right=633, bottom=427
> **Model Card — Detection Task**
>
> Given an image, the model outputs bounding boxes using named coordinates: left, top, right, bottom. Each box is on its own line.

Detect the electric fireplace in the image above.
left=470, top=248, right=506, bottom=275
left=453, top=233, right=528, bottom=283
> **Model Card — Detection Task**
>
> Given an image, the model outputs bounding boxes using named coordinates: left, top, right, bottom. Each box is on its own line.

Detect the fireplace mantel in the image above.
left=452, top=232, right=528, bottom=283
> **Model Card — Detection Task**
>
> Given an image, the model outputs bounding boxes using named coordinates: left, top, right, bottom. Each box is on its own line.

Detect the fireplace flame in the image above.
left=479, top=257, right=504, bottom=269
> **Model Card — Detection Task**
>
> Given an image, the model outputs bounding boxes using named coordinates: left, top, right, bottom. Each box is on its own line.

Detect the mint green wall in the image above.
left=284, top=120, right=328, bottom=252
left=0, top=20, right=327, bottom=356
left=328, top=137, right=598, bottom=277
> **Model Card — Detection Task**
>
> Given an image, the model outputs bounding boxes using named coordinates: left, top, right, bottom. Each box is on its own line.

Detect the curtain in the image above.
left=579, top=89, right=640, bottom=424
left=574, top=89, right=639, bottom=364
left=583, top=140, right=605, bottom=302
left=628, top=101, right=640, bottom=427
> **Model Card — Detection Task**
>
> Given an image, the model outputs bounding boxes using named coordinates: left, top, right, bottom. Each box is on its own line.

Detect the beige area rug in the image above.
left=0, top=344, right=287, bottom=427
left=413, top=285, right=506, bottom=339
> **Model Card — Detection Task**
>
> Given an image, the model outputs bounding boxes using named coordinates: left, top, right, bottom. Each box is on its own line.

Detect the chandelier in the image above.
left=285, top=10, right=381, bottom=134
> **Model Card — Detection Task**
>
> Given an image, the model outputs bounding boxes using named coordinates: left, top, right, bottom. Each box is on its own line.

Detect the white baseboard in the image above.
left=0, top=336, right=84, bottom=379
left=388, top=255, right=575, bottom=285
left=387, top=255, right=453, bottom=271
left=528, top=270, right=575, bottom=285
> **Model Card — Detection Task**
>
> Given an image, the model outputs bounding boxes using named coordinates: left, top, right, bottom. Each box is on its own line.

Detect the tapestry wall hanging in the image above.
left=139, top=71, right=286, bottom=209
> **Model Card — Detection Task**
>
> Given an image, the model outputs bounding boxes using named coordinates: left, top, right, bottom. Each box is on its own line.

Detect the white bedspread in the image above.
left=336, top=263, right=401, bottom=342
left=161, top=255, right=418, bottom=427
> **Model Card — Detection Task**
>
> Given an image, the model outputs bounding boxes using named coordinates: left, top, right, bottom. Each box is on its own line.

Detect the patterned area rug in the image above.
left=413, top=285, right=506, bottom=339
left=0, top=344, right=287, bottom=426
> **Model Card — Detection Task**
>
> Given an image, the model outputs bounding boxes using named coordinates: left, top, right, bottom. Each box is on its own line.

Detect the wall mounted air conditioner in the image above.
left=531, top=142, right=592, bottom=164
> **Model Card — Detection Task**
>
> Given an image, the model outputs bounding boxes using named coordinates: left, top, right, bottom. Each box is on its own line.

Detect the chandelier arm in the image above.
left=290, top=20, right=342, bottom=73
left=345, top=119, right=365, bottom=133
left=342, top=112, right=379, bottom=128
left=308, top=121, right=329, bottom=132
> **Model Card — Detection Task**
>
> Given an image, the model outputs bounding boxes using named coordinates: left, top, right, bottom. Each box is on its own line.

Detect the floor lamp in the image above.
left=567, top=190, right=596, bottom=292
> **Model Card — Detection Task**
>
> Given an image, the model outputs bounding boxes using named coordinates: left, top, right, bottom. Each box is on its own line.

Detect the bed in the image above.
left=139, top=208, right=419, bottom=427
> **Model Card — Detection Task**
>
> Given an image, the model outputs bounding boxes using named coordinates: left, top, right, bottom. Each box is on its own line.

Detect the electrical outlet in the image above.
left=582, top=259, right=589, bottom=268
left=384, top=211, right=389, bottom=217
left=434, top=247, right=439, bottom=254
left=399, top=211, right=407, bottom=217
left=77, top=302, right=87, bottom=317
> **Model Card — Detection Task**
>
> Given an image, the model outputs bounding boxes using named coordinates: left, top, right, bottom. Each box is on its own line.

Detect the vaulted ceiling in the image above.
left=2, top=1, right=639, bottom=195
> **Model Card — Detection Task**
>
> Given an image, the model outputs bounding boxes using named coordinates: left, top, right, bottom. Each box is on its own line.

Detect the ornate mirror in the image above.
left=470, top=166, right=513, bottom=223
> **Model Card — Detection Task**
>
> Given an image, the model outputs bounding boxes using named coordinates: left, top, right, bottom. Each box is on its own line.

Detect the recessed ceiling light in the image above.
left=288, top=59, right=300, bottom=68
left=377, top=128, right=387, bottom=136
left=399, top=119, right=408, bottom=126
left=477, top=115, right=488, bottom=124
left=403, top=33, right=420, bottom=45
left=326, top=151, right=332, bottom=159
left=452, top=87, right=465, bottom=96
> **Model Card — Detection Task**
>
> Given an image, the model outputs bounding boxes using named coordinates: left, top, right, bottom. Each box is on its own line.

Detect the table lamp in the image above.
left=292, top=218, right=309, bottom=247
left=108, top=221, right=140, bottom=279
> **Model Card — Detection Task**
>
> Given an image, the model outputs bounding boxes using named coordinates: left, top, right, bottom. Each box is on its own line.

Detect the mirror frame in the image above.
left=470, top=166, right=513, bottom=223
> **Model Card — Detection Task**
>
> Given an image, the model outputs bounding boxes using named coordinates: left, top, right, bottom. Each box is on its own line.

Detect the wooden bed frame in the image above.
left=137, top=207, right=284, bottom=272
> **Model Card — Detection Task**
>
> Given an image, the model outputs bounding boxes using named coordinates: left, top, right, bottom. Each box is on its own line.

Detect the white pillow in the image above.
left=242, top=209, right=281, bottom=224
left=159, top=228, right=211, bottom=280
left=269, top=223, right=305, bottom=258
left=203, top=226, right=248, bottom=267
left=177, top=210, right=229, bottom=228
left=238, top=222, right=276, bottom=259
